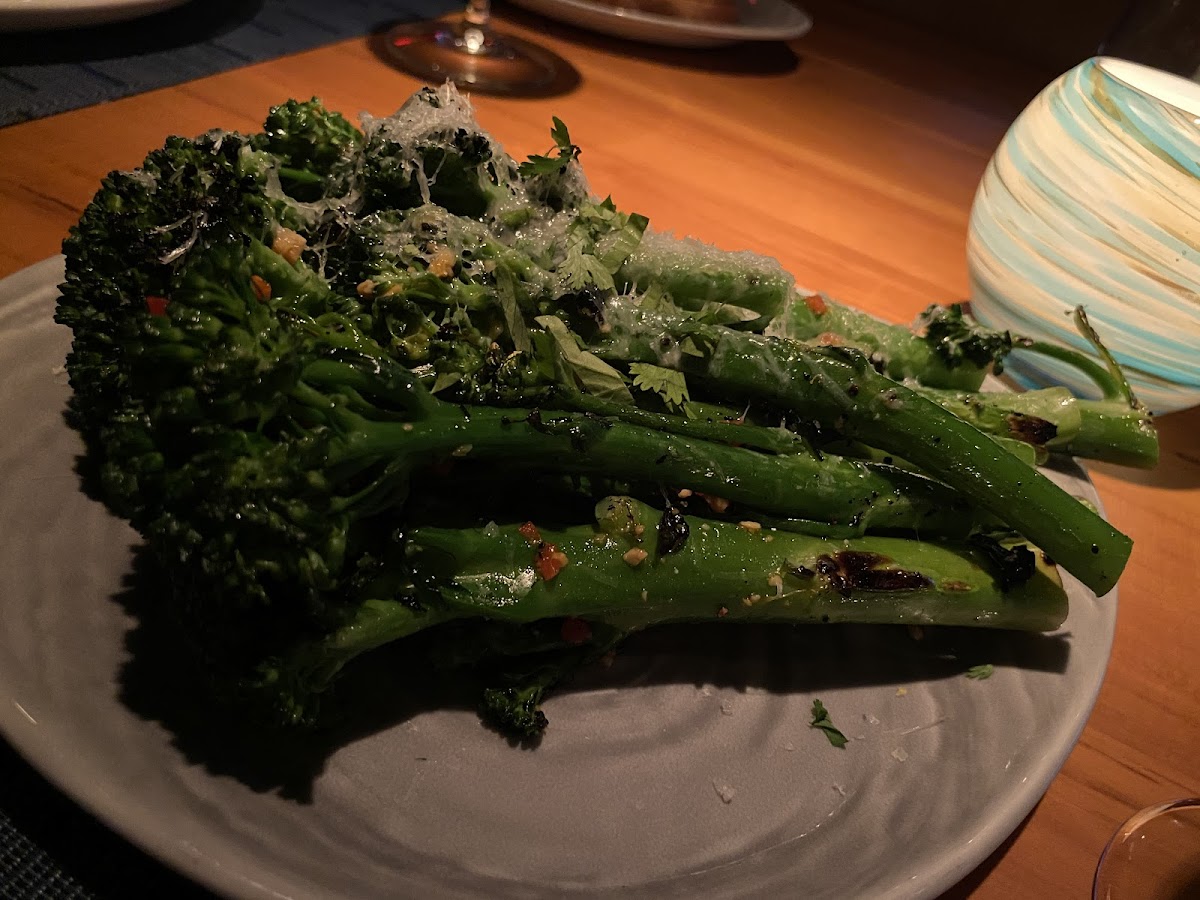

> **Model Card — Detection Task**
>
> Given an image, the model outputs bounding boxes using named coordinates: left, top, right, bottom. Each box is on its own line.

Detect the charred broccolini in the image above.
left=56, top=86, right=1156, bottom=740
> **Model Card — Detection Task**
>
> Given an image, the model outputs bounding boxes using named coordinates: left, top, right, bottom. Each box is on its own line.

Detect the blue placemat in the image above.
left=0, top=0, right=459, bottom=127
left=0, top=739, right=217, bottom=899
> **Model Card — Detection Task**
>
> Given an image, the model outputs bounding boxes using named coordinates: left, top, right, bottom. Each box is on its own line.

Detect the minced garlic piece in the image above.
left=272, top=227, right=307, bottom=265
left=738, top=521, right=762, bottom=534
left=623, top=547, right=648, bottom=567
left=427, top=247, right=456, bottom=278
left=357, top=279, right=376, bottom=297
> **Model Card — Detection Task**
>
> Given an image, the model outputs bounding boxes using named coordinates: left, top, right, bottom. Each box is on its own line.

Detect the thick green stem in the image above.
left=340, top=404, right=987, bottom=534
left=560, top=391, right=808, bottom=455
left=258, top=598, right=457, bottom=725
left=410, top=498, right=1068, bottom=632
left=593, top=301, right=1130, bottom=596
left=263, top=496, right=1067, bottom=725
left=913, top=386, right=1158, bottom=469
left=765, top=292, right=988, bottom=390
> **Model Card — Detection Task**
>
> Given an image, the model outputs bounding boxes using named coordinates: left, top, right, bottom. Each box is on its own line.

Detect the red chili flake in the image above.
left=535, top=543, right=568, bottom=581
left=560, top=616, right=591, bottom=644
left=145, top=295, right=169, bottom=317
left=717, top=605, right=729, bottom=618
left=250, top=274, right=272, bottom=302
left=518, top=521, right=542, bottom=545
left=804, top=294, right=828, bottom=316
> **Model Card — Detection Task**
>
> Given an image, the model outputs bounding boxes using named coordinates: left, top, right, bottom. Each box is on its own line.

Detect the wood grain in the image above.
left=1, top=2, right=1196, bottom=896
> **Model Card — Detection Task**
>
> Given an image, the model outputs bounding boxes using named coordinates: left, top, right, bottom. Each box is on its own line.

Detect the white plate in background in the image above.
left=0, top=0, right=187, bottom=31
left=505, top=0, right=811, bottom=48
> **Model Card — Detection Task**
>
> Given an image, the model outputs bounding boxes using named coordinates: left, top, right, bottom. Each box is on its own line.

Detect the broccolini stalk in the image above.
left=913, top=385, right=1158, bottom=469
left=767, top=292, right=990, bottom=390
left=618, top=231, right=795, bottom=328
left=259, top=496, right=1067, bottom=727
left=422, top=496, right=1068, bottom=630
left=287, top=383, right=985, bottom=535
left=592, top=301, right=1130, bottom=596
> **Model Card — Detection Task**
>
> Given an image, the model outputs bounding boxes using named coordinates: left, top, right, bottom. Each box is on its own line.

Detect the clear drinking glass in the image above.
left=384, top=0, right=565, bottom=95
left=1093, top=799, right=1200, bottom=899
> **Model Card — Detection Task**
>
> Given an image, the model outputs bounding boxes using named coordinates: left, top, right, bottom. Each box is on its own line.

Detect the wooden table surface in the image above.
left=2, top=1, right=1197, bottom=897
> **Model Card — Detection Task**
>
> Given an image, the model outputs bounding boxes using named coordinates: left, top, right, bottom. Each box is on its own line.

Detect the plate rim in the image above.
left=0, top=0, right=189, bottom=32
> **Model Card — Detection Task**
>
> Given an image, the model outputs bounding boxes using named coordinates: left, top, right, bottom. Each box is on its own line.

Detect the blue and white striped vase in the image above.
left=967, top=57, right=1200, bottom=414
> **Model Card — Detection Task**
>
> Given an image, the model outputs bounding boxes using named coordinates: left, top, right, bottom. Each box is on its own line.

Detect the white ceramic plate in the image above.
left=503, top=0, right=811, bottom=48
left=0, top=0, right=186, bottom=31
left=0, top=256, right=1115, bottom=900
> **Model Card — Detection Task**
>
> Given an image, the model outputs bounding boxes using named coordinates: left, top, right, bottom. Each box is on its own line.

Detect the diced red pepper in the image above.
left=518, top=521, right=542, bottom=545
left=535, top=543, right=568, bottom=581
left=804, top=294, right=828, bottom=316
left=145, top=295, right=169, bottom=317
left=560, top=616, right=591, bottom=644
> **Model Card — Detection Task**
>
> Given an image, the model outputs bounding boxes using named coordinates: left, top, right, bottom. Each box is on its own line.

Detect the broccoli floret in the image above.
left=360, top=87, right=521, bottom=219
left=917, top=303, right=1016, bottom=373
left=480, top=681, right=551, bottom=738
left=54, top=130, right=303, bottom=515
left=362, top=129, right=498, bottom=218
left=259, top=98, right=363, bottom=201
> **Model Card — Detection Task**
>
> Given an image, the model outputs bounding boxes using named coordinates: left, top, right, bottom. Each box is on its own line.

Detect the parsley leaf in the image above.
left=560, top=241, right=614, bottom=293
left=430, top=371, right=462, bottom=395
left=628, top=362, right=690, bottom=411
left=697, top=301, right=761, bottom=327
left=494, top=266, right=532, bottom=355
left=810, top=699, right=848, bottom=748
left=550, top=116, right=574, bottom=154
left=966, top=664, right=995, bottom=680
left=535, top=315, right=633, bottom=405
left=596, top=210, right=649, bottom=271
left=518, top=116, right=580, bottom=179
left=638, top=284, right=676, bottom=313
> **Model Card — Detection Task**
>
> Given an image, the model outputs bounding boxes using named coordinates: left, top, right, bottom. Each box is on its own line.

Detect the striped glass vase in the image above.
left=967, top=57, right=1200, bottom=414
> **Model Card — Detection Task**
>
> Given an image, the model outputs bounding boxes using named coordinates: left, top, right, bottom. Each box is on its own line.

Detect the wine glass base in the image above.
left=385, top=19, right=563, bottom=95
left=1094, top=798, right=1200, bottom=899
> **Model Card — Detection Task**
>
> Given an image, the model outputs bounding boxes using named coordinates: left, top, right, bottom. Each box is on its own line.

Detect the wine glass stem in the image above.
left=465, top=0, right=491, bottom=28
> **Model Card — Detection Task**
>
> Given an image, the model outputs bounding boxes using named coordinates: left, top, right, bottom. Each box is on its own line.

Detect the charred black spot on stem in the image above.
left=656, top=504, right=689, bottom=556
left=1006, top=412, right=1057, bottom=447
left=969, top=533, right=1036, bottom=590
left=815, top=550, right=933, bottom=596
